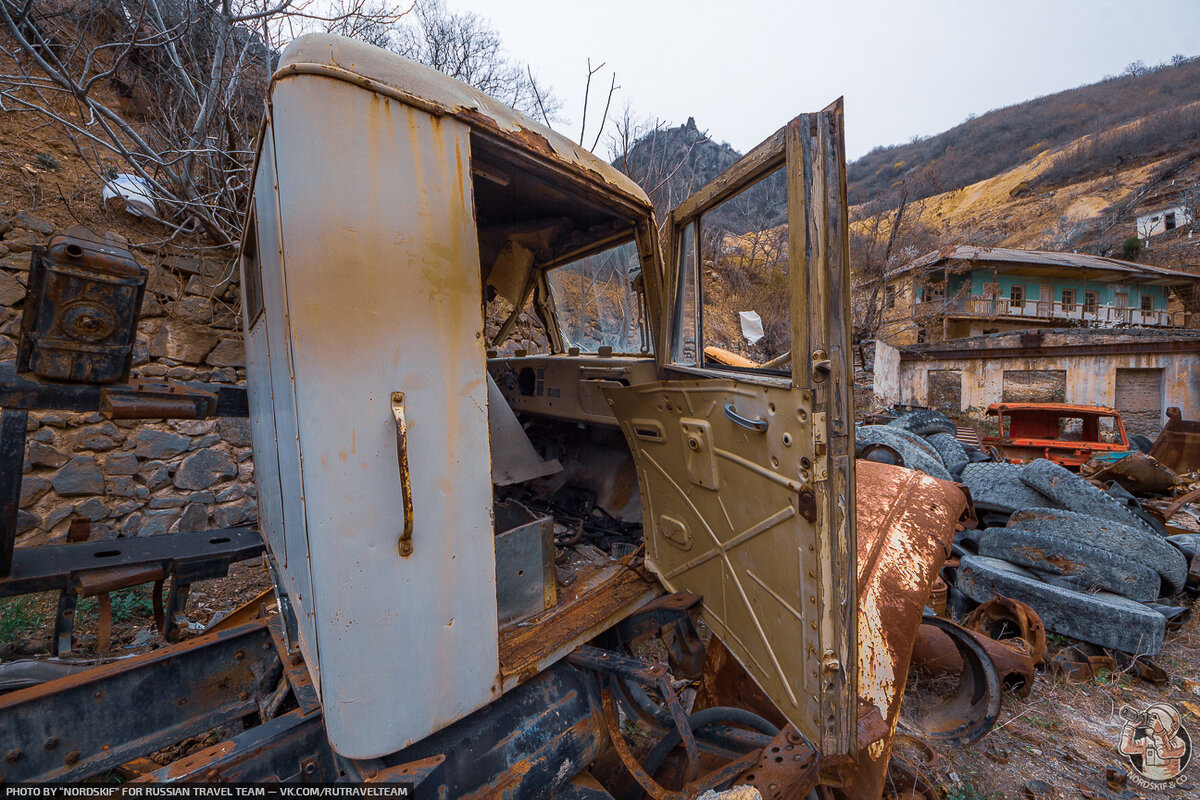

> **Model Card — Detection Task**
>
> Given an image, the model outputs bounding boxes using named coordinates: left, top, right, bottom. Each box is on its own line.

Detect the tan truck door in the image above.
left=604, top=101, right=857, bottom=755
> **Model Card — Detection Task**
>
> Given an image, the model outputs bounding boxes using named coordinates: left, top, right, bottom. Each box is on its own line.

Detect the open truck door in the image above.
left=605, top=101, right=858, bottom=755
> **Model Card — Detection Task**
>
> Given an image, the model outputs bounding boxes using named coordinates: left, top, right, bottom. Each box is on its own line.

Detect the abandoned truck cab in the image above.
left=236, top=32, right=943, bottom=796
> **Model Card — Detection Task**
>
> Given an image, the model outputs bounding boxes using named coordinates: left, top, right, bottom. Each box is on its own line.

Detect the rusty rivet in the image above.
left=64, top=751, right=79, bottom=766
left=44, top=738, right=58, bottom=751
left=238, top=691, right=249, bottom=701
left=5, top=749, right=19, bottom=763
left=235, top=650, right=245, bottom=660
left=177, top=697, right=188, bottom=706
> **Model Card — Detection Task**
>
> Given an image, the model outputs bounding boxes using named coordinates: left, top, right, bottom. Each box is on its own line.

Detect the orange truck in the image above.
left=982, top=402, right=1137, bottom=469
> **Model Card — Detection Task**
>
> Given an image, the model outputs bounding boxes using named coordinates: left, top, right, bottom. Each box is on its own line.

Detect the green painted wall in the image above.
left=959, top=270, right=1165, bottom=309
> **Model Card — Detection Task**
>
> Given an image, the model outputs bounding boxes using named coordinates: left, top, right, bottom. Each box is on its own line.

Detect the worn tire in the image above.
left=1006, top=507, right=1188, bottom=596
left=960, top=462, right=1055, bottom=515
left=1019, top=458, right=1157, bottom=535
left=888, top=408, right=957, bottom=437
left=1129, top=434, right=1154, bottom=454
left=856, top=426, right=952, bottom=480
left=977, top=527, right=1161, bottom=600
left=926, top=433, right=969, bottom=478
left=957, top=555, right=1166, bottom=655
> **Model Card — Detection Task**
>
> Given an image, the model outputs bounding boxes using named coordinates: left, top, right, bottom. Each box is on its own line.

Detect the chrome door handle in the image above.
left=724, top=403, right=767, bottom=432
left=391, top=392, right=414, bottom=557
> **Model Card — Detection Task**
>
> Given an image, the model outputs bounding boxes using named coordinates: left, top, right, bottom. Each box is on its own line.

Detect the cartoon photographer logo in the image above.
left=1117, top=703, right=1192, bottom=789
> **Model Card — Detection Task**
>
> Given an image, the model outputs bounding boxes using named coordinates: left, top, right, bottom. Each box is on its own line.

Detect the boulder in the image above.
left=51, top=455, right=105, bottom=496
left=173, top=449, right=236, bottom=490
left=132, top=429, right=190, bottom=459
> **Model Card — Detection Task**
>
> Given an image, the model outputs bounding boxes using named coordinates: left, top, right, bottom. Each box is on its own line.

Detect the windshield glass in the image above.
left=547, top=240, right=647, bottom=354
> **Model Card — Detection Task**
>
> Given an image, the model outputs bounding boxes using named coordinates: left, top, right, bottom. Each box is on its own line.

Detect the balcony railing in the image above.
left=925, top=295, right=1196, bottom=328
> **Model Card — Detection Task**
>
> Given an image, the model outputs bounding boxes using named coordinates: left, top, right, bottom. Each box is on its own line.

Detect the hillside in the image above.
left=848, top=55, right=1200, bottom=208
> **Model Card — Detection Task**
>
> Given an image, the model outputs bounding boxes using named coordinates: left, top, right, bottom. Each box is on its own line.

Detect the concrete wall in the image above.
left=883, top=349, right=1200, bottom=430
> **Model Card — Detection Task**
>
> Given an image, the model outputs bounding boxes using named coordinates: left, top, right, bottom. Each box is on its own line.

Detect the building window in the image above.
left=1165, top=212, right=1176, bottom=231
left=1083, top=291, right=1099, bottom=313
left=1141, top=294, right=1155, bottom=311
left=1009, top=284, right=1025, bottom=309
left=1061, top=288, right=1076, bottom=312
left=885, top=285, right=897, bottom=309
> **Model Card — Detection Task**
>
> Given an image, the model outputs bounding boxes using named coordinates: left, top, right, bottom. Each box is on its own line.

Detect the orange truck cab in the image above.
left=983, top=402, right=1134, bottom=469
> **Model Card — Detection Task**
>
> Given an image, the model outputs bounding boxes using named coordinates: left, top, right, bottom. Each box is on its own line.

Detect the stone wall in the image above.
left=0, top=213, right=255, bottom=547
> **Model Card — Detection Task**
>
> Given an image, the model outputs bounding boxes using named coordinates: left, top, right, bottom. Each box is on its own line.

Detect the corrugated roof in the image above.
left=891, top=244, right=1199, bottom=283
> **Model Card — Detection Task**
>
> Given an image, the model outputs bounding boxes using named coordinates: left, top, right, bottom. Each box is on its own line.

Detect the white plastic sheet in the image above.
left=102, top=174, right=157, bottom=218
left=739, top=310, right=764, bottom=345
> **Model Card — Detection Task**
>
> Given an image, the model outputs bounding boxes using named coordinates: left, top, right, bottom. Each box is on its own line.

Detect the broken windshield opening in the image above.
left=546, top=240, right=648, bottom=354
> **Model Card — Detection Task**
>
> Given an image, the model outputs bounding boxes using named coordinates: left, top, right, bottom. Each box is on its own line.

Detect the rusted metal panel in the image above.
left=273, top=35, right=652, bottom=219
left=847, top=459, right=967, bottom=800
left=17, top=234, right=146, bottom=384
left=0, top=621, right=280, bottom=783
left=1149, top=407, right=1200, bottom=473
left=254, top=70, right=499, bottom=758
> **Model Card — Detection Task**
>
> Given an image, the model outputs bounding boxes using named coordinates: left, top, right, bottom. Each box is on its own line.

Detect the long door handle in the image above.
left=391, top=392, right=414, bottom=557
left=723, top=403, right=767, bottom=432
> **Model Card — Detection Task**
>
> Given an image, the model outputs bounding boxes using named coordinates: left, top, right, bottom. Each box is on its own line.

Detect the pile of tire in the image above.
left=952, top=458, right=1190, bottom=656
left=854, top=408, right=985, bottom=482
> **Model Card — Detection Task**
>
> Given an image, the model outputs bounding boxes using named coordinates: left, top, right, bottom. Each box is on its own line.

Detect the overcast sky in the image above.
left=457, top=0, right=1200, bottom=161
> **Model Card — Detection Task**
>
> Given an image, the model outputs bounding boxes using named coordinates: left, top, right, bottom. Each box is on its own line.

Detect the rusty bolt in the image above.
left=302, top=761, right=317, bottom=776
left=234, top=649, right=245, bottom=660
left=5, top=749, right=19, bottom=763
left=44, top=738, right=58, bottom=751
left=64, top=751, right=79, bottom=766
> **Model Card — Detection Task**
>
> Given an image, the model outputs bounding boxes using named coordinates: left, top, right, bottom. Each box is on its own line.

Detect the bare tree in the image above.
left=0, top=0, right=408, bottom=248
left=392, top=0, right=558, bottom=120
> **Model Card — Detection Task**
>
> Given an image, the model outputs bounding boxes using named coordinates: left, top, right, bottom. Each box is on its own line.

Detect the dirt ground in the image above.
left=899, top=606, right=1199, bottom=800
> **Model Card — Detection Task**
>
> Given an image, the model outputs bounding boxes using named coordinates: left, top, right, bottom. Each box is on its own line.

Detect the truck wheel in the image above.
left=1018, top=458, right=1158, bottom=535
left=957, top=555, right=1166, bottom=656
left=960, top=462, right=1056, bottom=515
left=977, top=527, right=1161, bottom=601
left=856, top=426, right=952, bottom=480
left=926, top=433, right=969, bottom=478
left=1006, top=507, right=1189, bottom=596
left=888, top=408, right=957, bottom=437
left=1129, top=434, right=1154, bottom=453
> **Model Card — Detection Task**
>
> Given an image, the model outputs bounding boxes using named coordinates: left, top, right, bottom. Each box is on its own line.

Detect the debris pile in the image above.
left=857, top=407, right=1199, bottom=757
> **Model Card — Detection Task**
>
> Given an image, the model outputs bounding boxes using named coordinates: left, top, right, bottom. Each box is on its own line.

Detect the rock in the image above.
left=111, top=500, right=145, bottom=517
left=147, top=268, right=183, bottom=298
left=50, top=455, right=105, bottom=495
left=129, top=629, right=155, bottom=648
left=19, top=476, right=50, bottom=507
left=210, top=367, right=239, bottom=383
left=43, top=504, right=74, bottom=531
left=214, top=498, right=256, bottom=528
left=73, top=421, right=122, bottom=451
left=172, top=295, right=212, bottom=324
left=187, top=490, right=215, bottom=504
left=139, top=363, right=168, bottom=377
left=173, top=449, right=236, bottom=490
left=139, top=460, right=172, bottom=491
left=140, top=293, right=166, bottom=319
left=2, top=228, right=43, bottom=253
left=138, top=509, right=180, bottom=536
left=31, top=427, right=57, bottom=444
left=132, top=429, right=190, bottom=459
left=169, top=419, right=217, bottom=436
left=166, top=365, right=197, bottom=380
left=0, top=271, right=25, bottom=305
left=215, top=485, right=245, bottom=503
left=237, top=462, right=254, bottom=484
left=38, top=414, right=67, bottom=428
left=148, top=318, right=219, bottom=364
left=218, top=417, right=252, bottom=447
left=105, top=476, right=138, bottom=498
left=104, top=452, right=140, bottom=475
left=235, top=447, right=253, bottom=463
left=12, top=212, right=54, bottom=234
left=28, top=440, right=68, bottom=468
left=148, top=495, right=187, bottom=509
left=0, top=335, right=15, bottom=361
left=14, top=638, right=44, bottom=656
left=191, top=433, right=221, bottom=449
left=205, top=338, right=244, bottom=367
left=16, top=510, right=38, bottom=535
left=184, top=274, right=219, bottom=296
left=120, top=513, right=143, bottom=537
left=179, top=503, right=209, bottom=531
left=75, top=497, right=110, bottom=521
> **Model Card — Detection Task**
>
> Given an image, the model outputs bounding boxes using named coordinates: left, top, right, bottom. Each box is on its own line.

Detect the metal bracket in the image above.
left=391, top=392, right=414, bottom=558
